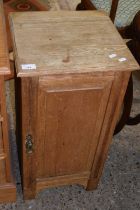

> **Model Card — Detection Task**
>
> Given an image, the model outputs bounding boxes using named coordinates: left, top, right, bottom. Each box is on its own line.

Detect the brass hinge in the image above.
left=25, top=134, right=33, bottom=154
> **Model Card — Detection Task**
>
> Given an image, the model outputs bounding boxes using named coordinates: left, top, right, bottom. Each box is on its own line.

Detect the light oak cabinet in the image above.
left=10, top=11, right=139, bottom=199
left=0, top=2, right=16, bottom=203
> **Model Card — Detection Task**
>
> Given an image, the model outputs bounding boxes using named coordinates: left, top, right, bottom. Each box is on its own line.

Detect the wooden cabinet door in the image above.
left=35, top=74, right=114, bottom=179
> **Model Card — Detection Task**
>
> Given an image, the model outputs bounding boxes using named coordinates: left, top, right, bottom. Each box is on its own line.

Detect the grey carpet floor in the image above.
left=0, top=72, right=139, bottom=210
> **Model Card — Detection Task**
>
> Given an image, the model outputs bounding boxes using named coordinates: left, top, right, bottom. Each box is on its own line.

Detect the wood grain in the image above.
left=36, top=172, right=90, bottom=192
left=36, top=75, right=113, bottom=178
left=0, top=1, right=10, bottom=75
left=0, top=184, right=16, bottom=202
left=0, top=77, right=16, bottom=202
left=87, top=71, right=131, bottom=189
left=9, top=11, right=139, bottom=77
left=19, top=78, right=39, bottom=199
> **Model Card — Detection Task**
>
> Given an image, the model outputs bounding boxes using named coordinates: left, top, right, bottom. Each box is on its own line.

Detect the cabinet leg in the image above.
left=23, top=188, right=36, bottom=200
left=86, top=178, right=99, bottom=191
left=114, top=74, right=133, bottom=135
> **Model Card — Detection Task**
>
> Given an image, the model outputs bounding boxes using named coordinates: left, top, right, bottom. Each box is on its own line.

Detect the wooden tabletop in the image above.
left=0, top=1, right=10, bottom=75
left=10, top=11, right=139, bottom=77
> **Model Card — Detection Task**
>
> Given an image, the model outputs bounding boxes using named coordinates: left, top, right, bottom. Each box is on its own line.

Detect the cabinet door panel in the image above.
left=36, top=76, right=113, bottom=178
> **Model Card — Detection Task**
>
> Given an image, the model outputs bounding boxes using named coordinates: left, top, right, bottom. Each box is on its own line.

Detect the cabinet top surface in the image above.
left=10, top=11, right=139, bottom=77
left=0, top=1, right=10, bottom=75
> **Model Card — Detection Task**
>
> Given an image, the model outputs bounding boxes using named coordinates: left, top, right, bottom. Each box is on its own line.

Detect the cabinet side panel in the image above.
left=87, top=72, right=131, bottom=189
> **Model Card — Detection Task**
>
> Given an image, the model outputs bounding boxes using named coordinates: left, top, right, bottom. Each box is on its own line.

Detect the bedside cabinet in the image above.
left=10, top=11, right=139, bottom=199
left=0, top=1, right=16, bottom=203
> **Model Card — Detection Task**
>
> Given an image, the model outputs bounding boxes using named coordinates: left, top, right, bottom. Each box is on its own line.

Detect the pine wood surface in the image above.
left=10, top=11, right=139, bottom=78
